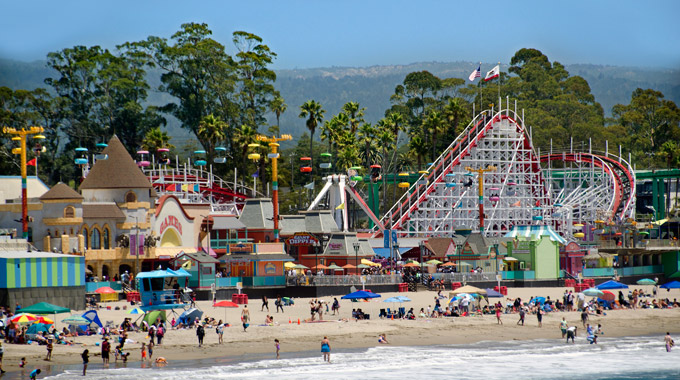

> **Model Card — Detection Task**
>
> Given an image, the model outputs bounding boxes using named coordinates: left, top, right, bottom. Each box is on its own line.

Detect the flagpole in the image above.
left=497, top=61, right=501, bottom=100
left=478, top=62, right=482, bottom=117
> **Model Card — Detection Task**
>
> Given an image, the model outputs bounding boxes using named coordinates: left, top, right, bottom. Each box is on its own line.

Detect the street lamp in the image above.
left=313, top=240, right=320, bottom=275
left=419, top=240, right=425, bottom=274
left=353, top=242, right=360, bottom=275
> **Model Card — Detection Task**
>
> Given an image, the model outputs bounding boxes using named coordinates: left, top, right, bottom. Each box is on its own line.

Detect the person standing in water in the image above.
left=81, top=349, right=89, bottom=376
left=241, top=305, right=250, bottom=332
left=560, top=317, right=568, bottom=338
left=321, top=336, right=331, bottom=362
left=665, top=332, right=674, bottom=352
left=274, top=339, right=280, bottom=359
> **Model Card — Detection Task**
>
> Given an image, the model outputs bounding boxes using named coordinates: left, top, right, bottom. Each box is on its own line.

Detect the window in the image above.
left=64, top=206, right=75, bottom=218
left=91, top=228, right=101, bottom=249
left=103, top=227, right=110, bottom=249
left=125, top=191, right=137, bottom=203
left=201, top=266, right=212, bottom=275
left=82, top=227, right=89, bottom=248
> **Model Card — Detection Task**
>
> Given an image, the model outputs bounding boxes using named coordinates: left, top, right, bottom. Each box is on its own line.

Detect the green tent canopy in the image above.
left=19, top=302, right=70, bottom=315
left=143, top=310, right=167, bottom=325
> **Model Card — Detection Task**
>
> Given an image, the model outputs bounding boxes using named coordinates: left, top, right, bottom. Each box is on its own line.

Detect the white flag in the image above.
left=484, top=65, right=500, bottom=81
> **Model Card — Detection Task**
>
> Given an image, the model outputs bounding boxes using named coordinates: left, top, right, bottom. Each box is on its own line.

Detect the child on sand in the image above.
left=20, top=357, right=27, bottom=368
left=141, top=343, right=147, bottom=361
left=274, top=339, right=280, bottom=359
left=29, top=368, right=41, bottom=379
left=45, top=339, right=53, bottom=361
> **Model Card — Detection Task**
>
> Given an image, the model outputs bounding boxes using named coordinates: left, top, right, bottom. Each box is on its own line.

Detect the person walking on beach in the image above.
left=262, top=295, right=269, bottom=312
left=332, top=298, right=339, bottom=315
left=536, top=307, right=543, bottom=328
left=45, top=338, right=53, bottom=361
left=274, top=339, right=280, bottom=359
left=321, top=336, right=331, bottom=362
left=665, top=332, right=674, bottom=352
left=196, top=324, right=205, bottom=347
left=217, top=320, right=225, bottom=344
left=495, top=302, right=503, bottom=325
left=101, top=337, right=110, bottom=365
left=581, top=309, right=589, bottom=327
left=560, top=317, right=568, bottom=338
left=276, top=295, right=284, bottom=313
left=517, top=306, right=525, bottom=326
left=156, top=324, right=164, bottom=345
left=148, top=341, right=154, bottom=361
left=81, top=349, right=89, bottom=376
left=241, top=305, right=250, bottom=332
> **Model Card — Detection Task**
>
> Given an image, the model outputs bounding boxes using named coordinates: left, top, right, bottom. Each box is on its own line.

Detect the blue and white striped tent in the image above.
left=504, top=225, right=567, bottom=245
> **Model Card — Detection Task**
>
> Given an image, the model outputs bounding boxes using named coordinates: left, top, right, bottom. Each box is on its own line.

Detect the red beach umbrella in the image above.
left=95, top=286, right=115, bottom=294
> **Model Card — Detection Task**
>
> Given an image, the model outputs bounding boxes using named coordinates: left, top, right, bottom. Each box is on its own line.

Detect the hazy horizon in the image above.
left=1, top=0, right=678, bottom=70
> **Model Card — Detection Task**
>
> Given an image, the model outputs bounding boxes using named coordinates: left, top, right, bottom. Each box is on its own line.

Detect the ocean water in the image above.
left=41, top=335, right=679, bottom=380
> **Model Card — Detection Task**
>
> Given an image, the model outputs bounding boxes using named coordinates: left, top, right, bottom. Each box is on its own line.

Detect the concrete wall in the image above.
left=0, top=286, right=85, bottom=312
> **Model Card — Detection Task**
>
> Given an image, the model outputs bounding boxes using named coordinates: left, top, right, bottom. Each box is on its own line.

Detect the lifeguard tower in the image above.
left=136, top=268, right=192, bottom=312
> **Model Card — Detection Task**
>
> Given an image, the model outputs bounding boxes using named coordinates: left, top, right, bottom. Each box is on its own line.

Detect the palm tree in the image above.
left=320, top=116, right=340, bottom=156
left=422, top=110, right=443, bottom=161
left=376, top=121, right=394, bottom=216
left=269, top=95, right=287, bottom=135
left=443, top=98, right=467, bottom=137
left=342, top=101, right=365, bottom=135
left=197, top=114, right=227, bottom=160
left=142, top=127, right=175, bottom=159
left=357, top=122, right=376, bottom=167
left=233, top=123, right=258, bottom=175
left=408, top=131, right=428, bottom=171
left=299, top=100, right=325, bottom=175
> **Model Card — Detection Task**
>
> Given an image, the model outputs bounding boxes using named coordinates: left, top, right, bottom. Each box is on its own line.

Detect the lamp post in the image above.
left=419, top=240, right=425, bottom=275
left=393, top=243, right=399, bottom=271
left=353, top=242, right=360, bottom=275
left=314, top=241, right=320, bottom=275
left=4, top=126, right=44, bottom=240
left=256, top=134, right=293, bottom=243
left=134, top=216, right=139, bottom=277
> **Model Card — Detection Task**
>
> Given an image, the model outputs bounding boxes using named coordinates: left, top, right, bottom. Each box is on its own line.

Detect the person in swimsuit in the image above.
left=241, top=305, right=250, bottom=332
left=536, top=307, right=543, bottom=327
left=378, top=334, right=389, bottom=344
left=274, top=339, right=280, bottom=359
left=321, top=336, right=331, bottom=362
left=141, top=343, right=147, bottom=361
left=81, top=349, right=89, bottom=376
left=665, top=332, right=674, bottom=352
left=560, top=317, right=568, bottom=338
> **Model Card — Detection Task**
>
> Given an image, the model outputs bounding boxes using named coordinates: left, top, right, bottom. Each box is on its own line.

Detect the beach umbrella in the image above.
left=342, top=264, right=356, bottom=269
left=213, top=300, right=239, bottom=321
left=426, top=259, right=443, bottom=265
left=596, top=280, right=629, bottom=290
left=356, top=264, right=371, bottom=269
left=484, top=288, right=504, bottom=298
left=11, top=313, right=38, bottom=324
left=179, top=308, right=203, bottom=325
left=600, top=290, right=616, bottom=302
left=530, top=297, right=547, bottom=306
left=441, top=262, right=457, bottom=267
left=660, top=281, right=680, bottom=290
left=19, top=302, right=70, bottom=315
left=327, top=264, right=343, bottom=271
left=636, top=278, right=656, bottom=285
left=127, top=308, right=144, bottom=315
left=384, top=297, right=403, bottom=303
left=583, top=288, right=604, bottom=297
left=292, top=264, right=308, bottom=270
left=312, top=264, right=329, bottom=270
left=61, top=315, right=91, bottom=325
left=361, top=259, right=381, bottom=267
left=341, top=290, right=381, bottom=300
left=284, top=262, right=296, bottom=269
left=95, top=286, right=115, bottom=294
left=403, top=262, right=420, bottom=268
left=143, top=310, right=167, bottom=325
left=451, top=285, right=487, bottom=295
left=35, top=316, right=54, bottom=325
left=26, top=323, right=51, bottom=336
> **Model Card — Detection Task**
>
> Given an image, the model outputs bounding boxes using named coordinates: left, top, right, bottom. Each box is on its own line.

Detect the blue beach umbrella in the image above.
left=596, top=280, right=629, bottom=290
left=341, top=290, right=381, bottom=300
left=660, top=281, right=680, bottom=290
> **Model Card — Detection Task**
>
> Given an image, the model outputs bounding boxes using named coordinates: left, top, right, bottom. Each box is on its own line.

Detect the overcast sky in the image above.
left=2, top=0, right=678, bottom=69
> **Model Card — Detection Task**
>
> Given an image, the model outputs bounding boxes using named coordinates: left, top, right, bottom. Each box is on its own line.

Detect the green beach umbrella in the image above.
left=636, top=278, right=656, bottom=285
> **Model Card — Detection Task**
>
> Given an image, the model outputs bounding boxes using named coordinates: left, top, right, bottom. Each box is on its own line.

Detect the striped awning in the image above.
left=504, top=225, right=567, bottom=245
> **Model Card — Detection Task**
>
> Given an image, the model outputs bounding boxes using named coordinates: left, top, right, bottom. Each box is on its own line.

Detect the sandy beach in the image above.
left=2, top=285, right=679, bottom=374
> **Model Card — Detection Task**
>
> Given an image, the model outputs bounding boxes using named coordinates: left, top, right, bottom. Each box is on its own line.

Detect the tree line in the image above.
left=1, top=24, right=678, bottom=216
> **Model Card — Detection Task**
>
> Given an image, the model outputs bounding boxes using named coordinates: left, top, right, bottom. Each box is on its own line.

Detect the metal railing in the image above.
left=286, top=272, right=500, bottom=286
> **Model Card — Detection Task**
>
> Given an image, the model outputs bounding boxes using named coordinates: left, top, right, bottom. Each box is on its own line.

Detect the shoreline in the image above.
left=2, top=286, right=679, bottom=376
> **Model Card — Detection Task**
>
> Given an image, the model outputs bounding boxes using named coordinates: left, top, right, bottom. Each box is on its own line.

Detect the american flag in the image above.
left=468, top=64, right=481, bottom=81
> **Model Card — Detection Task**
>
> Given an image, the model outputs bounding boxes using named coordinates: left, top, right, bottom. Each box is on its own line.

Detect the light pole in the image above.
left=4, top=126, right=44, bottom=240
left=314, top=241, right=320, bottom=275
left=134, top=216, right=139, bottom=276
left=256, top=134, right=293, bottom=243
left=419, top=240, right=425, bottom=275
left=353, top=242, right=360, bottom=275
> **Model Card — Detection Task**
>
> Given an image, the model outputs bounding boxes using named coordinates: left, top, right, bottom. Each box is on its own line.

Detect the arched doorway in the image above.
left=102, top=265, right=110, bottom=281
left=119, top=264, right=133, bottom=278
left=87, top=265, right=96, bottom=280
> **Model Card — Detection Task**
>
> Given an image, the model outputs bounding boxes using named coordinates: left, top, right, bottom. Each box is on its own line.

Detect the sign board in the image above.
left=328, top=243, right=344, bottom=251
left=360, top=276, right=366, bottom=284
left=236, top=282, right=242, bottom=290
left=285, top=233, right=319, bottom=246
left=496, top=274, right=502, bottom=282
left=160, top=215, right=183, bottom=235
left=229, top=243, right=254, bottom=254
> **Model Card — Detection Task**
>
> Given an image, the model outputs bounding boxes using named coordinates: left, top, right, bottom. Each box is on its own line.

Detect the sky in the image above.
left=1, top=0, right=679, bottom=69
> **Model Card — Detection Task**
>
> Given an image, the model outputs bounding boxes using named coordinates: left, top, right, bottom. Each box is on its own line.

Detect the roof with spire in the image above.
left=79, top=135, right=152, bottom=190
left=39, top=182, right=83, bottom=201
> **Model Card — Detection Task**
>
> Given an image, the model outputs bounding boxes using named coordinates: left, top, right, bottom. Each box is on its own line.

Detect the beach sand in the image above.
left=3, top=285, right=679, bottom=373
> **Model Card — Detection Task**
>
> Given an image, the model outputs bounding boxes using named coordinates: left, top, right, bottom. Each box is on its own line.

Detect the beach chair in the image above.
left=398, top=307, right=406, bottom=318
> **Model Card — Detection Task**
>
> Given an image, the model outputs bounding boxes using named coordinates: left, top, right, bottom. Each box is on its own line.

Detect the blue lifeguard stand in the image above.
left=136, top=268, right=192, bottom=312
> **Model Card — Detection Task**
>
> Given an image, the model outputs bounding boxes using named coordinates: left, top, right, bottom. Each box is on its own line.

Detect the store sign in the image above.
left=160, top=215, right=182, bottom=235
left=286, top=233, right=319, bottom=246
left=229, top=243, right=253, bottom=254
left=264, top=262, right=276, bottom=274
left=328, top=243, right=343, bottom=251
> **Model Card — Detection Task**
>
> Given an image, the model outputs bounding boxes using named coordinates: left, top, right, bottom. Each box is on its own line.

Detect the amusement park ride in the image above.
left=305, top=97, right=636, bottom=242
left=67, top=98, right=636, bottom=243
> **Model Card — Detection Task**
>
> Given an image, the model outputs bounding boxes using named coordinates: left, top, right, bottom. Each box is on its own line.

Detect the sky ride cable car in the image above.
left=193, top=150, right=207, bottom=167
left=74, top=147, right=88, bottom=166
left=300, top=156, right=312, bottom=173
left=369, top=164, right=381, bottom=182
left=214, top=146, right=227, bottom=164
left=157, top=147, right=171, bottom=165
left=320, top=152, right=332, bottom=170
left=137, top=150, right=151, bottom=168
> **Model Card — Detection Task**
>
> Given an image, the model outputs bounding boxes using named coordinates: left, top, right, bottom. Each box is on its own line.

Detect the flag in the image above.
left=484, top=65, right=500, bottom=81
left=26, top=158, right=37, bottom=166
left=335, top=203, right=345, bottom=210
left=303, top=181, right=315, bottom=190
left=181, top=260, right=192, bottom=270
left=252, top=170, right=259, bottom=178
left=468, top=64, right=481, bottom=81
left=181, top=184, right=188, bottom=192
left=511, top=200, right=521, bottom=207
